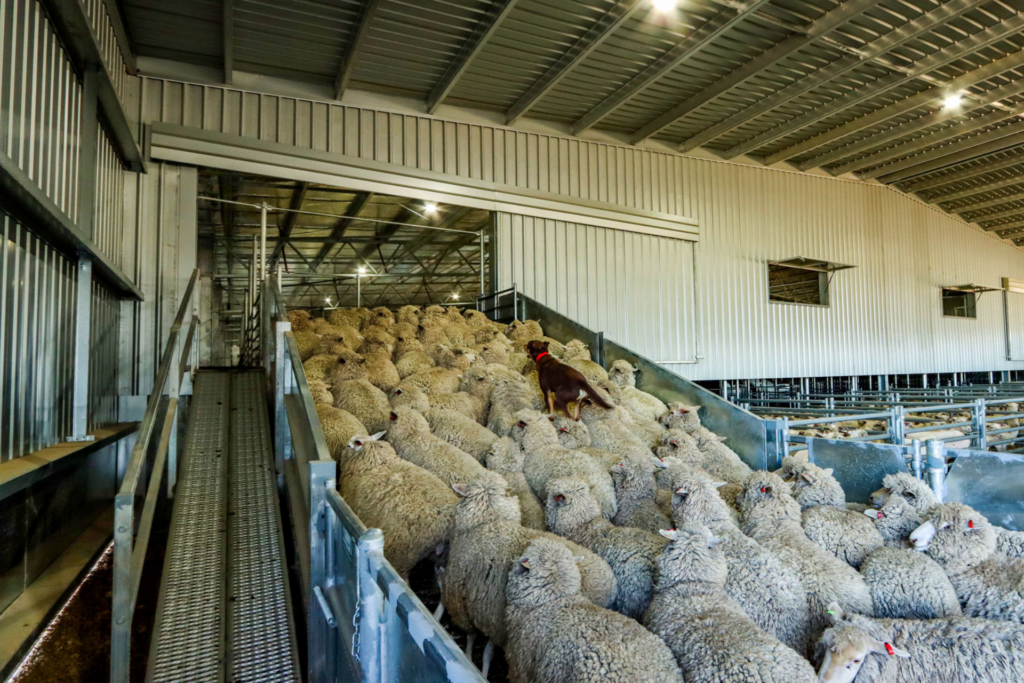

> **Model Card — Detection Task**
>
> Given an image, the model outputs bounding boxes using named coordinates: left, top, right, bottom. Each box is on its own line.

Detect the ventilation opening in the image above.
left=768, top=263, right=830, bottom=306
left=942, top=289, right=977, bottom=318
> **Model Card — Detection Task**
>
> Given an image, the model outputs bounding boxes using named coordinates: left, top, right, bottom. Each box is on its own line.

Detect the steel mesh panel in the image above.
left=227, top=372, right=300, bottom=682
left=150, top=372, right=229, bottom=682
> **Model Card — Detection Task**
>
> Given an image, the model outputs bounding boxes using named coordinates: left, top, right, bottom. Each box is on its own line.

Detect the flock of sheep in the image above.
left=289, top=304, right=1024, bottom=683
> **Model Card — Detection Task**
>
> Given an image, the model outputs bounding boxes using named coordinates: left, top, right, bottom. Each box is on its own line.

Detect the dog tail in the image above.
left=581, top=380, right=614, bottom=411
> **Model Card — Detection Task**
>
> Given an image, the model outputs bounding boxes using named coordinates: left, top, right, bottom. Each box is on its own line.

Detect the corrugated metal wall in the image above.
left=118, top=162, right=198, bottom=403
left=89, top=279, right=119, bottom=428
left=0, top=212, right=76, bottom=462
left=94, top=126, right=125, bottom=266
left=0, top=0, right=82, bottom=222
left=133, top=76, right=1024, bottom=380
left=81, top=0, right=130, bottom=106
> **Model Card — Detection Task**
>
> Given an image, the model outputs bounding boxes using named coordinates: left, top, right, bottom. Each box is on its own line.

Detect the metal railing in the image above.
left=262, top=273, right=485, bottom=683
left=110, top=268, right=199, bottom=683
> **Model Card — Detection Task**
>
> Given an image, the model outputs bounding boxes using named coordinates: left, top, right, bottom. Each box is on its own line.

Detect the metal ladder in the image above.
left=146, top=370, right=300, bottom=682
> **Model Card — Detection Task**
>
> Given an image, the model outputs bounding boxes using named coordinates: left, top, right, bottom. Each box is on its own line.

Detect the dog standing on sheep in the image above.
left=526, top=340, right=613, bottom=421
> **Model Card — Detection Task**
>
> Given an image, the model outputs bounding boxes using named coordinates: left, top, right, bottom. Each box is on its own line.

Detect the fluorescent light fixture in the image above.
left=424, top=202, right=438, bottom=214
left=943, top=94, right=963, bottom=110
left=652, top=0, right=677, bottom=11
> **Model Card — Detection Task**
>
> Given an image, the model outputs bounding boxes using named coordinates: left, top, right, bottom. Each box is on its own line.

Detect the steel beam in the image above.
left=223, top=0, right=233, bottom=85
left=961, top=204, right=1024, bottom=223
left=952, top=189, right=1024, bottom=215
left=310, top=192, right=373, bottom=271
left=931, top=174, right=1024, bottom=205
left=704, top=0, right=988, bottom=158
left=833, top=106, right=1024, bottom=178
left=505, top=0, right=643, bottom=125
left=903, top=152, right=1024, bottom=193
left=335, top=0, right=384, bottom=100
left=766, top=26, right=1024, bottom=166
left=268, top=182, right=309, bottom=268
left=875, top=126, right=1024, bottom=185
left=572, top=0, right=774, bottom=136
left=816, top=83, right=1024, bottom=175
left=77, top=66, right=99, bottom=240
left=740, top=16, right=1024, bottom=164
left=70, top=256, right=93, bottom=442
left=101, top=0, right=136, bottom=74
left=427, top=0, right=521, bottom=114
left=627, top=0, right=876, bottom=145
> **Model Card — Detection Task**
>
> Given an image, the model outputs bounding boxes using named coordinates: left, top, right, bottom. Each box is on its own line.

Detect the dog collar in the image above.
left=535, top=351, right=550, bottom=361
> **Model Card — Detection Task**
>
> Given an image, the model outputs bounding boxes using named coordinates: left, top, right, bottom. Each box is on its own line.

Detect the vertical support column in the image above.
left=890, top=406, right=905, bottom=445
left=926, top=440, right=946, bottom=503
left=77, top=66, right=99, bottom=240
left=357, top=272, right=362, bottom=308
left=110, top=493, right=133, bottom=683
left=70, top=255, right=94, bottom=442
left=478, top=230, right=484, bottom=297
left=308, top=461, right=335, bottom=683
left=357, top=529, right=385, bottom=683
left=911, top=439, right=923, bottom=480
left=275, top=320, right=292, bottom=477
left=973, top=398, right=987, bottom=450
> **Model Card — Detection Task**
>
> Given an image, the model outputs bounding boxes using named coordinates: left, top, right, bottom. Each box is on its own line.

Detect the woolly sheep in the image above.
left=692, top=426, right=754, bottom=485
left=487, top=378, right=538, bottom=437
left=359, top=350, right=401, bottom=393
left=424, top=407, right=498, bottom=462
left=788, top=461, right=884, bottom=568
left=293, top=330, right=321, bottom=361
left=660, top=402, right=702, bottom=434
left=503, top=319, right=543, bottom=345
left=606, top=361, right=669, bottom=422
left=670, top=469, right=811, bottom=653
left=302, top=354, right=338, bottom=383
left=485, top=437, right=545, bottom=530
left=739, top=471, right=874, bottom=641
left=313, top=338, right=350, bottom=356
left=387, top=321, right=418, bottom=343
left=514, top=409, right=617, bottom=520
left=396, top=304, right=421, bottom=326
left=504, top=538, right=681, bottom=683
left=388, top=383, right=431, bottom=413
left=818, top=603, right=1024, bottom=683
left=910, top=502, right=1024, bottom=624
left=316, top=404, right=368, bottom=462
left=394, top=348, right=435, bottom=378
left=545, top=476, right=666, bottom=620
left=287, top=309, right=312, bottom=331
left=443, top=477, right=618, bottom=675
left=644, top=525, right=818, bottom=683
left=338, top=434, right=456, bottom=577
left=327, top=349, right=369, bottom=385
left=332, top=379, right=391, bottom=433
left=326, top=308, right=362, bottom=330
left=609, top=459, right=672, bottom=532
left=560, top=340, right=609, bottom=385
left=471, top=341, right=511, bottom=367
left=384, top=407, right=490, bottom=487
left=578, top=400, right=654, bottom=466
left=402, top=366, right=462, bottom=394
left=435, top=345, right=476, bottom=372
left=368, top=306, right=396, bottom=328
left=358, top=328, right=396, bottom=357
left=860, top=552, right=961, bottom=621
left=549, top=414, right=628, bottom=474
left=432, top=391, right=488, bottom=425
left=307, top=379, right=334, bottom=406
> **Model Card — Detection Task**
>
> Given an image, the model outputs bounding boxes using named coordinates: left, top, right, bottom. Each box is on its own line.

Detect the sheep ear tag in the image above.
left=864, top=509, right=882, bottom=519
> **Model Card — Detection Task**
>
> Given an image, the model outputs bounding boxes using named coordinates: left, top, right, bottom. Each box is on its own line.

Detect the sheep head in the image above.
left=607, top=360, right=637, bottom=388
left=870, top=472, right=936, bottom=513
left=671, top=470, right=733, bottom=528
left=451, top=473, right=518, bottom=530
left=545, top=476, right=602, bottom=532
left=549, top=414, right=591, bottom=449
left=910, top=502, right=996, bottom=574
left=659, top=403, right=702, bottom=433
left=655, top=430, right=703, bottom=466
left=863, top=493, right=922, bottom=546
left=737, top=471, right=800, bottom=527
left=655, top=525, right=725, bottom=588
left=789, top=463, right=845, bottom=511
left=818, top=604, right=909, bottom=683
left=506, top=538, right=581, bottom=609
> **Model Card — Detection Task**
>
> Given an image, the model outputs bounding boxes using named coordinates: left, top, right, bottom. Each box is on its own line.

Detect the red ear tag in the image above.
left=760, top=487, right=766, bottom=493
left=969, top=520, right=974, bottom=529
left=884, top=643, right=895, bottom=656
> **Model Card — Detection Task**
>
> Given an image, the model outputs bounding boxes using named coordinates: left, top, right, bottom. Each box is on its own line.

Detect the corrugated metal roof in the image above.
left=120, top=0, right=1024, bottom=246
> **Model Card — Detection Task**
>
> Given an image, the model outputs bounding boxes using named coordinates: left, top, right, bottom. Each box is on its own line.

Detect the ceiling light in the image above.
left=424, top=203, right=438, bottom=214
left=652, top=0, right=677, bottom=11
left=357, top=267, right=366, bottom=275
left=943, top=94, right=963, bottom=110
left=325, top=297, right=331, bottom=304
left=452, top=293, right=459, bottom=300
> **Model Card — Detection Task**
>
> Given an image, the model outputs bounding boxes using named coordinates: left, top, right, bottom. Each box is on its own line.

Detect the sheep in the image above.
left=442, top=477, right=618, bottom=676
left=485, top=437, right=545, bottom=530
left=313, top=338, right=350, bottom=356
left=326, top=308, right=362, bottom=330
left=402, top=366, right=462, bottom=394
left=786, top=460, right=884, bottom=568
left=659, top=402, right=702, bottom=434
left=514, top=409, right=617, bottom=520
left=910, top=502, right=1024, bottom=624
left=302, top=354, right=339, bottom=383
left=388, top=383, right=431, bottom=413
left=644, top=525, right=818, bottom=683
left=503, top=319, right=543, bottom=345
left=435, top=345, right=476, bottom=373
left=424, top=407, right=498, bottom=462
left=487, top=378, right=538, bottom=437
left=367, top=306, right=396, bottom=328
left=614, top=404, right=665, bottom=449
left=903, top=428, right=970, bottom=450
left=331, top=379, right=392, bottom=433
left=384, top=406, right=490, bottom=487
left=544, top=476, right=665, bottom=620
left=865, top=493, right=925, bottom=548
left=358, top=328, right=396, bottom=357
left=739, top=471, right=874, bottom=641
left=609, top=459, right=672, bottom=532
left=387, top=321, right=419, bottom=343
left=293, top=330, right=321, bottom=361
left=396, top=304, right=421, bottom=325
left=692, top=426, right=754, bottom=485
left=359, top=350, right=401, bottom=393
left=394, top=346, right=435, bottom=378
left=327, top=349, right=369, bottom=385
left=504, top=537, right=681, bottom=683
left=287, top=309, right=312, bottom=331
left=471, top=341, right=511, bottom=367
left=560, top=340, right=608, bottom=385
left=307, top=379, right=334, bottom=406
left=316, top=404, right=368, bottom=462
left=817, top=603, right=1024, bottom=683
left=337, top=434, right=456, bottom=578
left=669, top=469, right=811, bottom=653
left=578, top=400, right=654, bottom=466
left=606, top=360, right=669, bottom=422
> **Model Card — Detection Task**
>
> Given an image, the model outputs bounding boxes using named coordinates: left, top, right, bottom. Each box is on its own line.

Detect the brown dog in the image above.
left=526, top=340, right=613, bottom=420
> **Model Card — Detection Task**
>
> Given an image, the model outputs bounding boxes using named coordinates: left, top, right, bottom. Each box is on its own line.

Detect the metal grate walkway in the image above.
left=147, top=371, right=300, bottom=683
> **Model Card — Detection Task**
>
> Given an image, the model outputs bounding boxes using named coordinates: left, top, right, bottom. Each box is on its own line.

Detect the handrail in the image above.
left=110, top=268, right=200, bottom=683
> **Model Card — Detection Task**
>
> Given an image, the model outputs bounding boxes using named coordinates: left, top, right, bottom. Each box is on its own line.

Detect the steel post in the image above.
left=926, top=440, right=946, bottom=503
left=308, top=461, right=335, bottom=683
left=891, top=406, right=905, bottom=445
left=275, top=321, right=292, bottom=477
left=357, top=529, right=385, bottom=683
left=974, top=398, right=987, bottom=450
left=70, top=255, right=94, bottom=442
left=110, top=495, right=133, bottom=683
left=357, top=273, right=361, bottom=308
left=911, top=439, right=923, bottom=480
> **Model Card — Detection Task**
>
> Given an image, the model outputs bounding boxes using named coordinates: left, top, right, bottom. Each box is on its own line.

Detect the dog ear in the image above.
left=542, top=340, right=550, bottom=350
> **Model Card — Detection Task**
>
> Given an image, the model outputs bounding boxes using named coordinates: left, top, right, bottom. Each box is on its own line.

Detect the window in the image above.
left=942, top=289, right=976, bottom=318
left=767, top=257, right=854, bottom=307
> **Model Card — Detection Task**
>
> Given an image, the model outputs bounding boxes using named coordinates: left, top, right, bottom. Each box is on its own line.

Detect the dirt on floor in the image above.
left=9, top=529, right=166, bottom=683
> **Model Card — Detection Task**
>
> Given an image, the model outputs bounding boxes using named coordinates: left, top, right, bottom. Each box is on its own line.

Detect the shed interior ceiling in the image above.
left=124, top=0, right=1024, bottom=247
left=197, top=169, right=491, bottom=311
